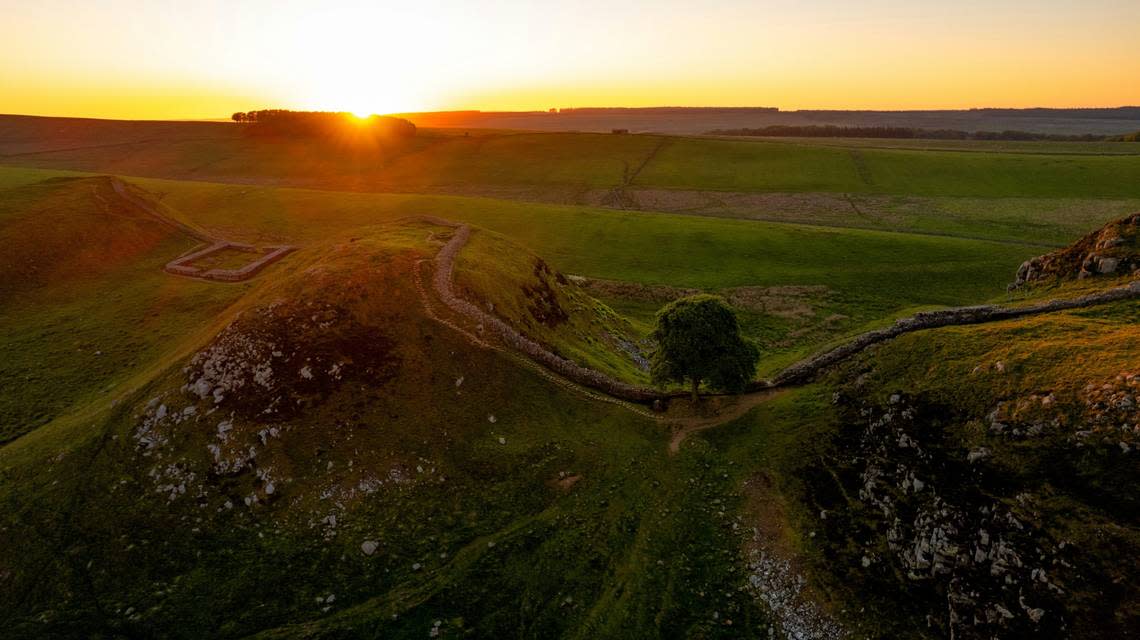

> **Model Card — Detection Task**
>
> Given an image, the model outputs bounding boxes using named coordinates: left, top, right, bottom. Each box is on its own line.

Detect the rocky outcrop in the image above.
left=1010, top=213, right=1140, bottom=289
left=807, top=394, right=1087, bottom=637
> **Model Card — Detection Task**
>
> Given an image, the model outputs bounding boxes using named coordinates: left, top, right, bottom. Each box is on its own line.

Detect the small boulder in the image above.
left=1097, top=256, right=1121, bottom=274
left=967, top=447, right=991, bottom=464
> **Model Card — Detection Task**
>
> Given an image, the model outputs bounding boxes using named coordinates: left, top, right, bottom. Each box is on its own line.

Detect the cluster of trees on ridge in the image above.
left=231, top=109, right=416, bottom=139
left=708, top=124, right=1140, bottom=142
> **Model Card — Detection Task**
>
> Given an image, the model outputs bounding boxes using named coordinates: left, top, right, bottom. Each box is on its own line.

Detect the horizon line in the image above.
left=5, top=104, right=1140, bottom=124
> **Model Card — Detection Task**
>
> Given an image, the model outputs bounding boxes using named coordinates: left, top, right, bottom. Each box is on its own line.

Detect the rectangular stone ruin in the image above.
left=164, top=241, right=295, bottom=282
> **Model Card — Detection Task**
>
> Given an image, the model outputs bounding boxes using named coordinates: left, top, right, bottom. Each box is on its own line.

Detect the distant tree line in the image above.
left=231, top=110, right=416, bottom=139
left=554, top=107, right=779, bottom=114
left=707, top=124, right=1139, bottom=142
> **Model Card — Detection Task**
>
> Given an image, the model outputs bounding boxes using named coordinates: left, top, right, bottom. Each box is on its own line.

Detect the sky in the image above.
left=2, top=0, right=1139, bottom=120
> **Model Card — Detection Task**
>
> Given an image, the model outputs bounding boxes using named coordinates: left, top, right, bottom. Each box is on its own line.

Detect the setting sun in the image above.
left=3, top=1, right=1139, bottom=119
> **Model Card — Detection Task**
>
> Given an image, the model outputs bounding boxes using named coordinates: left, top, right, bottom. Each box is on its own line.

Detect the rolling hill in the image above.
left=1, top=118, right=1139, bottom=638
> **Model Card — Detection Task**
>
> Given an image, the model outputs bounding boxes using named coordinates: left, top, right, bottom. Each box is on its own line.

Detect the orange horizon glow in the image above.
left=2, top=1, right=1139, bottom=121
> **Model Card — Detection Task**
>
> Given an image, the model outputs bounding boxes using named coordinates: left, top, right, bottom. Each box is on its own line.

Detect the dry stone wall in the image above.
left=110, top=177, right=296, bottom=283
left=431, top=223, right=662, bottom=402
left=429, top=218, right=1140, bottom=406
left=770, top=281, right=1140, bottom=387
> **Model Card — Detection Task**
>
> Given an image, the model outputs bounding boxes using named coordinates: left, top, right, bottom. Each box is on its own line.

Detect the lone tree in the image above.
left=650, top=294, right=759, bottom=402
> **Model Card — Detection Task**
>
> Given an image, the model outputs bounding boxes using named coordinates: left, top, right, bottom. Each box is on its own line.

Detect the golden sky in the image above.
left=2, top=0, right=1139, bottom=120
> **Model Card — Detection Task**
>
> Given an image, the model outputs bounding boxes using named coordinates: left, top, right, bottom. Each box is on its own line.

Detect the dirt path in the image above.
left=667, top=389, right=785, bottom=453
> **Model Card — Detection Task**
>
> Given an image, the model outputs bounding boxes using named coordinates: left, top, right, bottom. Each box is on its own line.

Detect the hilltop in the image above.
left=0, top=213, right=772, bottom=638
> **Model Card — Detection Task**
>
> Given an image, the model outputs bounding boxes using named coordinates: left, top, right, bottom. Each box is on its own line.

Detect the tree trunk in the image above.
left=690, top=377, right=700, bottom=404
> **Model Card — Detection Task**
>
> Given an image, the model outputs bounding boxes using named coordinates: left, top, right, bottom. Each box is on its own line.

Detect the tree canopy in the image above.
left=650, top=294, right=759, bottom=402
left=229, top=109, right=416, bottom=140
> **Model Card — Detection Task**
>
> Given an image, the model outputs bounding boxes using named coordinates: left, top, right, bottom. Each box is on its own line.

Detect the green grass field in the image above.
left=636, top=137, right=1140, bottom=197
left=5, top=122, right=1140, bottom=200
left=2, top=120, right=1139, bottom=638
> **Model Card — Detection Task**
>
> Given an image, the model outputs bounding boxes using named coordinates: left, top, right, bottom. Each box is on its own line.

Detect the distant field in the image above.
left=638, top=137, right=1140, bottom=197
left=397, top=107, right=1140, bottom=136
left=5, top=117, right=1140, bottom=201
left=741, top=135, right=1140, bottom=155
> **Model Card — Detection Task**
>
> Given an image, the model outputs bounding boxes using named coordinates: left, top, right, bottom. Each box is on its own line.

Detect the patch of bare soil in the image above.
left=623, top=189, right=906, bottom=227
left=553, top=474, right=582, bottom=491
left=666, top=390, right=784, bottom=454
left=723, top=285, right=830, bottom=319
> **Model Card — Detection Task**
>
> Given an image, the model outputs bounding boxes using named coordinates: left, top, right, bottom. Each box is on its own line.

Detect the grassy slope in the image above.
left=637, top=137, right=1140, bottom=197
left=0, top=221, right=768, bottom=639
left=0, top=144, right=1135, bottom=636
left=661, top=281, right=1140, bottom=638
left=453, top=229, right=650, bottom=384
left=0, top=175, right=255, bottom=442
left=798, top=293, right=1139, bottom=637
left=124, top=173, right=1037, bottom=372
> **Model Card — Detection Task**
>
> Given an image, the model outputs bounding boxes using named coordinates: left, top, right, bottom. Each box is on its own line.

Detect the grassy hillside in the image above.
left=779, top=296, right=1140, bottom=637
left=0, top=167, right=1042, bottom=379
left=453, top=228, right=650, bottom=384
left=3, top=119, right=1139, bottom=638
left=0, top=175, right=254, bottom=443
left=5, top=117, right=1139, bottom=252
left=100, top=171, right=1042, bottom=377
left=0, top=220, right=771, bottom=639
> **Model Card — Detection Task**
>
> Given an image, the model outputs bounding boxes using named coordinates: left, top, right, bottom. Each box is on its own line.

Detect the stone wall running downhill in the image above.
left=431, top=223, right=663, bottom=403
left=430, top=220, right=1140, bottom=406
left=109, top=177, right=296, bottom=283
left=110, top=178, right=215, bottom=244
